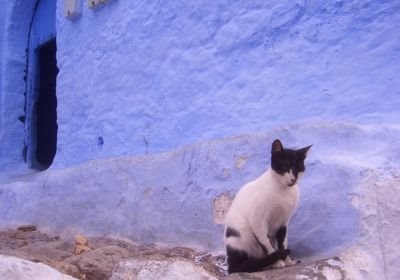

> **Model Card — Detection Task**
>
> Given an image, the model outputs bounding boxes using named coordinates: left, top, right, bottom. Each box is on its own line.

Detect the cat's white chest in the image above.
left=226, top=169, right=299, bottom=235
left=264, top=187, right=298, bottom=233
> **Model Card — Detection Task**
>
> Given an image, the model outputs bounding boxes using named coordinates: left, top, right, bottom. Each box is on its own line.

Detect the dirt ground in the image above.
left=0, top=226, right=226, bottom=279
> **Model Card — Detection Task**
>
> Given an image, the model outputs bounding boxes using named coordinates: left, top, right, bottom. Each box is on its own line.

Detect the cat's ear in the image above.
left=271, top=139, right=284, bottom=153
left=297, top=145, right=312, bottom=158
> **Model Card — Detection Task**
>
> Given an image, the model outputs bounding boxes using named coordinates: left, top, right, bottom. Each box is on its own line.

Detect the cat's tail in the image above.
left=227, top=246, right=290, bottom=274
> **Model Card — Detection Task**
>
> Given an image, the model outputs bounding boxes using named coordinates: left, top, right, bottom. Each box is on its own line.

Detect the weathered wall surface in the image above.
left=0, top=1, right=399, bottom=169
left=0, top=1, right=36, bottom=171
left=1, top=123, right=399, bottom=278
left=53, top=0, right=400, bottom=167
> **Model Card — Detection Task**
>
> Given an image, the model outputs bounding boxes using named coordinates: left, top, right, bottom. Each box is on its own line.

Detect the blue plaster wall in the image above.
left=1, top=0, right=400, bottom=169
left=53, top=0, right=400, bottom=167
left=0, top=1, right=36, bottom=171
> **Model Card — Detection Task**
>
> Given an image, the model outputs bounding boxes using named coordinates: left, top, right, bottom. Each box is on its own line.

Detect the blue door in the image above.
left=26, top=0, right=58, bottom=170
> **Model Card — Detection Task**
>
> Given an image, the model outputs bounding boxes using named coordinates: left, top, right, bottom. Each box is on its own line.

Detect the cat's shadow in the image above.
left=288, top=160, right=360, bottom=259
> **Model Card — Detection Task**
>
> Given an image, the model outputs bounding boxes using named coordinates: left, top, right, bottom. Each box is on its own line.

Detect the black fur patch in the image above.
left=276, top=226, right=287, bottom=250
left=225, top=227, right=241, bottom=238
left=270, top=140, right=311, bottom=178
left=271, top=148, right=306, bottom=177
left=226, top=245, right=290, bottom=274
left=226, top=245, right=248, bottom=272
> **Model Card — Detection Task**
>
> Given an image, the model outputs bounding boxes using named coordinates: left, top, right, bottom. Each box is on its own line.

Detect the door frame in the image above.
left=25, top=0, right=57, bottom=169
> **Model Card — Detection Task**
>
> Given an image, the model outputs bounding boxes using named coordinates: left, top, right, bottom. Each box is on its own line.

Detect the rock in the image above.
left=0, top=230, right=81, bottom=279
left=223, top=257, right=347, bottom=280
left=74, top=234, right=92, bottom=255
left=110, top=259, right=219, bottom=280
left=74, top=244, right=92, bottom=256
left=0, top=229, right=57, bottom=250
left=0, top=254, right=78, bottom=280
left=21, top=240, right=75, bottom=262
left=19, top=240, right=82, bottom=278
left=74, top=234, right=89, bottom=246
left=0, top=248, right=38, bottom=262
left=88, top=236, right=138, bottom=252
left=65, top=245, right=136, bottom=280
left=17, top=225, right=37, bottom=232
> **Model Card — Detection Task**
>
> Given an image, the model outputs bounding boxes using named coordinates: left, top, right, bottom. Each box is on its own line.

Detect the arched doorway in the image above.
left=26, top=0, right=58, bottom=170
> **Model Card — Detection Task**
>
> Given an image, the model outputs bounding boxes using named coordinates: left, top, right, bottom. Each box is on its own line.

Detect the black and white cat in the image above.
left=224, top=139, right=312, bottom=274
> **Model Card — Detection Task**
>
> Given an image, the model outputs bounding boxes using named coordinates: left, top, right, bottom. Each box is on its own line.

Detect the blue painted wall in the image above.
left=54, top=0, right=400, bottom=167
left=0, top=1, right=36, bottom=172
left=1, top=0, right=400, bottom=169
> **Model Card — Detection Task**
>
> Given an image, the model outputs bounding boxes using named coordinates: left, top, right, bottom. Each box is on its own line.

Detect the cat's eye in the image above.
left=281, top=160, right=290, bottom=170
left=295, top=161, right=305, bottom=172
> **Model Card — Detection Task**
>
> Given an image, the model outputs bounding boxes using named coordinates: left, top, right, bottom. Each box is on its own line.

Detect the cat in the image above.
left=224, top=139, right=312, bottom=274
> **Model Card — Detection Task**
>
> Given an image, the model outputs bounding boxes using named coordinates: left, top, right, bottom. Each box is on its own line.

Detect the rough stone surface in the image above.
left=339, top=168, right=400, bottom=280
left=111, top=259, right=219, bottom=280
left=0, top=254, right=77, bottom=280
left=0, top=227, right=355, bottom=280
left=17, top=225, right=37, bottom=232
left=0, top=228, right=224, bottom=280
left=225, top=258, right=347, bottom=280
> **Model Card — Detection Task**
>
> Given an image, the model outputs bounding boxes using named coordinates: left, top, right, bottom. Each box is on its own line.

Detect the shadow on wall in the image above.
left=290, top=161, right=360, bottom=259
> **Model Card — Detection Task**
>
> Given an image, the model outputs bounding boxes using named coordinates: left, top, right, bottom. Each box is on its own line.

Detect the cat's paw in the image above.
left=271, top=249, right=290, bottom=268
left=276, top=248, right=291, bottom=259
left=285, top=256, right=299, bottom=266
left=272, top=259, right=286, bottom=268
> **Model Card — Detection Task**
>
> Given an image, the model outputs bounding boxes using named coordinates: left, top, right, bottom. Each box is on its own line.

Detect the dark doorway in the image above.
left=35, top=39, right=58, bottom=169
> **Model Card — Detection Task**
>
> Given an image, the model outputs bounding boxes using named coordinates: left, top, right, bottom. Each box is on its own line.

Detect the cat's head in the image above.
left=270, top=139, right=312, bottom=187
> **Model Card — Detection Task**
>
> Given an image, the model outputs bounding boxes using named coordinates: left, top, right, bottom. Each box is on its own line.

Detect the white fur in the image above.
left=224, top=168, right=302, bottom=263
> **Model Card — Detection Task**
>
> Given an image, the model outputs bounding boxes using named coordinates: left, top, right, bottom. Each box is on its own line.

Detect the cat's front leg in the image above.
left=276, top=226, right=300, bottom=267
left=253, top=230, right=288, bottom=269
